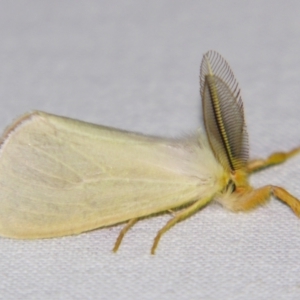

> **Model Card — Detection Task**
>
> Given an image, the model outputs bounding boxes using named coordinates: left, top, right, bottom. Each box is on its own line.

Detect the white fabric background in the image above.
left=1, top=1, right=300, bottom=299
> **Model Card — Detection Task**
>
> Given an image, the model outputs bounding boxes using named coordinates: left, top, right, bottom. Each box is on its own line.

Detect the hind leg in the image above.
left=151, top=196, right=213, bottom=254
left=112, top=218, right=139, bottom=252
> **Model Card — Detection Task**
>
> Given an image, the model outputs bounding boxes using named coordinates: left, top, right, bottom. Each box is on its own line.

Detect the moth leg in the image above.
left=229, top=185, right=300, bottom=217
left=247, top=147, right=300, bottom=173
left=167, top=209, right=176, bottom=216
left=112, top=218, right=139, bottom=252
left=151, top=196, right=212, bottom=255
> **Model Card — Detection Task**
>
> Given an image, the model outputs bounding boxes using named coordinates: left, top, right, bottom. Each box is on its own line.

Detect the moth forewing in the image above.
left=0, top=111, right=225, bottom=239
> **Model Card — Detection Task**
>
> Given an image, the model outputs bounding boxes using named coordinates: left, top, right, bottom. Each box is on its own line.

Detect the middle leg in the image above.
left=222, top=185, right=300, bottom=216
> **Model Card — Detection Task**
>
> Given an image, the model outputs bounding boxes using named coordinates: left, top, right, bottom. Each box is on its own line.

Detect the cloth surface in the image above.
left=1, top=1, right=300, bottom=299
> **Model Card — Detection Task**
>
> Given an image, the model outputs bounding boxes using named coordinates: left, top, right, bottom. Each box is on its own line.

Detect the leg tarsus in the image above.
left=112, top=218, right=139, bottom=253
left=151, top=196, right=212, bottom=255
left=272, top=186, right=300, bottom=217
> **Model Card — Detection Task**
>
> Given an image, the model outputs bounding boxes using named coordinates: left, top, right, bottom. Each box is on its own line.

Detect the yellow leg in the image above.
left=229, top=185, right=300, bottom=217
left=112, top=218, right=139, bottom=252
left=273, top=186, right=300, bottom=217
left=151, top=196, right=212, bottom=255
left=247, top=147, right=300, bottom=173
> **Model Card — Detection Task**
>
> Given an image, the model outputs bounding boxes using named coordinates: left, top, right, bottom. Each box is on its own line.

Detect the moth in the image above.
left=0, top=51, right=299, bottom=254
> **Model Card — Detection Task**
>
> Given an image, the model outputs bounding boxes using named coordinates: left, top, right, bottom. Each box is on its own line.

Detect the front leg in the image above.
left=247, top=147, right=300, bottom=173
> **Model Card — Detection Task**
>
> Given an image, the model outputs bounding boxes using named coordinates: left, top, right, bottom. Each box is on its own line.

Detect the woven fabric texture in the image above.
left=0, top=1, right=300, bottom=299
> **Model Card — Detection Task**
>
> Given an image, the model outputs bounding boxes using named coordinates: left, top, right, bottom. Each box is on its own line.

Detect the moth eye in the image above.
left=226, top=180, right=236, bottom=192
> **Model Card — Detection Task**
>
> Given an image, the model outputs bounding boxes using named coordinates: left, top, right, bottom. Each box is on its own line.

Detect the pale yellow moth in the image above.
left=0, top=50, right=299, bottom=254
